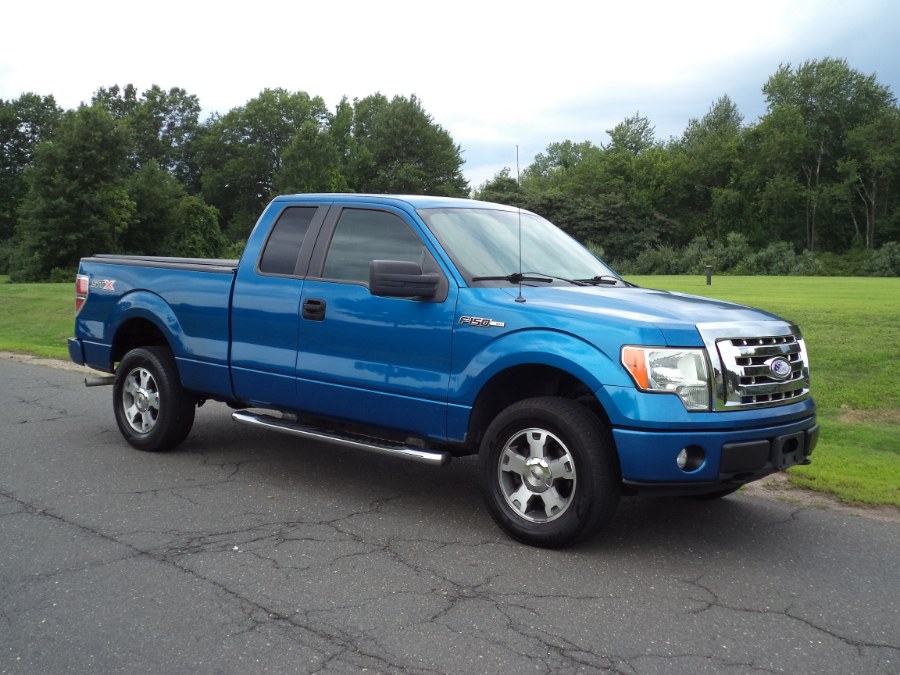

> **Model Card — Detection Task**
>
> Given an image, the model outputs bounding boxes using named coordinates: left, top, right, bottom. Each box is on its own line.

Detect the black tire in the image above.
left=113, top=346, right=195, bottom=452
left=478, top=397, right=621, bottom=548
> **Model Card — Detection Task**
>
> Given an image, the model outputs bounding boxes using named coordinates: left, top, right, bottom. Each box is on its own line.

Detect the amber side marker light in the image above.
left=621, top=346, right=650, bottom=388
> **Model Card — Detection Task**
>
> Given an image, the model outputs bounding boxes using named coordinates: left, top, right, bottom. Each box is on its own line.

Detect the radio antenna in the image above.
left=515, top=145, right=525, bottom=303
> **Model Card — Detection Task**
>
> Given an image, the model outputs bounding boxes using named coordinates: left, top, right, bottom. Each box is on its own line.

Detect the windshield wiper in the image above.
left=472, top=272, right=623, bottom=287
left=471, top=272, right=553, bottom=284
left=573, top=275, right=621, bottom=286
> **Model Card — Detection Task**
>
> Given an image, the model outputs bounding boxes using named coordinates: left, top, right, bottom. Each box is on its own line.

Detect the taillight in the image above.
left=75, top=274, right=89, bottom=314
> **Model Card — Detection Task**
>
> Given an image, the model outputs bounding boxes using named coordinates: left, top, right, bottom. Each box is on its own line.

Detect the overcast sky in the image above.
left=2, top=0, right=898, bottom=189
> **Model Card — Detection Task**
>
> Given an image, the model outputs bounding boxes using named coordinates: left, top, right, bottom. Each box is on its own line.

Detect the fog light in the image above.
left=676, top=446, right=705, bottom=472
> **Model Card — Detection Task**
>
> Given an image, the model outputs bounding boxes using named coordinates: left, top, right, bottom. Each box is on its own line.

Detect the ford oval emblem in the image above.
left=767, top=357, right=793, bottom=380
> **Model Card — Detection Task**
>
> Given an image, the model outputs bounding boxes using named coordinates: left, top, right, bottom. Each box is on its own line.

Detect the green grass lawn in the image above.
left=0, top=275, right=75, bottom=358
left=2, top=273, right=898, bottom=507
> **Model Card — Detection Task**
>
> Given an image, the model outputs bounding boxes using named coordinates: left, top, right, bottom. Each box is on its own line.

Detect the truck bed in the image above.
left=72, top=255, right=238, bottom=400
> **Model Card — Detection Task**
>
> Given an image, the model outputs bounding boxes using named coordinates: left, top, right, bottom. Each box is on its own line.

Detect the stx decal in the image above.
left=90, top=279, right=117, bottom=291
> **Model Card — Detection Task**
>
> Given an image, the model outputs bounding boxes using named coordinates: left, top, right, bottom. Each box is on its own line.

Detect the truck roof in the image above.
left=270, top=193, right=517, bottom=211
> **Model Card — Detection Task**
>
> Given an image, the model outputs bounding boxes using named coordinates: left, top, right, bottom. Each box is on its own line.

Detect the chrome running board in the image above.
left=231, top=411, right=451, bottom=467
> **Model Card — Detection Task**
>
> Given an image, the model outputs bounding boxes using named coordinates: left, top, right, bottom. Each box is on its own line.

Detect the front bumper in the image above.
left=613, top=414, right=818, bottom=493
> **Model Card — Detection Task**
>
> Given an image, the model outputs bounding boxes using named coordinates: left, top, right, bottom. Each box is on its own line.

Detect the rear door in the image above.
left=295, top=204, right=458, bottom=440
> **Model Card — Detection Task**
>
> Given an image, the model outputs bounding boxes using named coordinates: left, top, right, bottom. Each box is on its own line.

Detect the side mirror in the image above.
left=369, top=260, right=439, bottom=299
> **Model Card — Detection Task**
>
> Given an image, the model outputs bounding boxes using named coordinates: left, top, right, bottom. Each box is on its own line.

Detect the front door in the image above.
left=295, top=206, right=457, bottom=440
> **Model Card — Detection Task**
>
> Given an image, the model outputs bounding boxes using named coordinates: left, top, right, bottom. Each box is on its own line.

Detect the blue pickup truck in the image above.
left=69, top=194, right=817, bottom=547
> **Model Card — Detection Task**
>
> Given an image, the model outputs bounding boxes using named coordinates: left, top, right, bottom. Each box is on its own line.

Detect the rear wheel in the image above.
left=113, top=346, right=195, bottom=452
left=479, top=397, right=620, bottom=548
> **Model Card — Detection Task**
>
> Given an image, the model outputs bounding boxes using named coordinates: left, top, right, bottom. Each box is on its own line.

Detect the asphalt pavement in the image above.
left=1, top=356, right=898, bottom=674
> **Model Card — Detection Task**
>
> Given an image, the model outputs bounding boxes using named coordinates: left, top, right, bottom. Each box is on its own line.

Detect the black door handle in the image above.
left=302, top=298, right=326, bottom=321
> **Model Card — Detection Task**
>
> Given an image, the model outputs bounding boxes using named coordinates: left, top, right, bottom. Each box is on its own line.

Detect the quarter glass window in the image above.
left=259, top=207, right=316, bottom=275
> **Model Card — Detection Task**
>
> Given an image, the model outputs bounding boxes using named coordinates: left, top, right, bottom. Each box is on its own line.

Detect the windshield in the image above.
left=417, top=207, right=620, bottom=285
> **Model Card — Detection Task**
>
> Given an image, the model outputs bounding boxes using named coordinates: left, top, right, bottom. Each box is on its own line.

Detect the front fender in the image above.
left=449, top=328, right=633, bottom=406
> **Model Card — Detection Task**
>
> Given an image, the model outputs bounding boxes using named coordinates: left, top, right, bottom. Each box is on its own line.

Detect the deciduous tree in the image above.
left=12, top=104, right=133, bottom=280
left=196, top=89, right=330, bottom=239
left=762, top=58, right=896, bottom=250
left=840, top=108, right=900, bottom=248
left=0, top=93, right=61, bottom=271
left=344, top=93, right=469, bottom=196
left=93, top=84, right=203, bottom=187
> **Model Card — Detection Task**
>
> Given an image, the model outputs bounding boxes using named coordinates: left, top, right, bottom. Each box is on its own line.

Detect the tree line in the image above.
left=1, top=57, right=898, bottom=281
left=475, top=58, right=899, bottom=276
left=1, top=87, right=468, bottom=280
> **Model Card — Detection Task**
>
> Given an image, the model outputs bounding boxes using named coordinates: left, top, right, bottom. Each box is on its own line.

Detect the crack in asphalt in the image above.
left=682, top=575, right=900, bottom=656
left=12, top=389, right=72, bottom=424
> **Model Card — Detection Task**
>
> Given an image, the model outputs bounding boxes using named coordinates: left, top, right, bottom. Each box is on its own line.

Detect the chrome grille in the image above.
left=697, top=322, right=811, bottom=411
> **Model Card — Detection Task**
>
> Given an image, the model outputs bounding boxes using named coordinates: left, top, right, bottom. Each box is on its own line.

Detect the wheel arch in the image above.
left=466, top=363, right=614, bottom=453
left=453, top=329, right=626, bottom=452
left=112, top=317, right=170, bottom=366
left=107, top=291, right=185, bottom=369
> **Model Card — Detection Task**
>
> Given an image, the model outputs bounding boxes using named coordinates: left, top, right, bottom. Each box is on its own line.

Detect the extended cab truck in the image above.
left=69, top=194, right=818, bottom=547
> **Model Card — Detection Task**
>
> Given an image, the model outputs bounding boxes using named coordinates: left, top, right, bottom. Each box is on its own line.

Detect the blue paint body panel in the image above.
left=71, top=194, right=817, bottom=487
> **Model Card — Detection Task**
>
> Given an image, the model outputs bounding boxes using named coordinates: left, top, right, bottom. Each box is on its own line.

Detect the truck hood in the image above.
left=494, top=284, right=785, bottom=347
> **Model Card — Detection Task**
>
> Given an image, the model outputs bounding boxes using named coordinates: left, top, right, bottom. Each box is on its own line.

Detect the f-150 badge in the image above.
left=459, top=316, right=505, bottom=328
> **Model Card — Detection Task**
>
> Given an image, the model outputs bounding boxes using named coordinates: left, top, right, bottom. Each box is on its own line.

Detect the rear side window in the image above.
left=258, top=207, right=316, bottom=275
left=323, top=209, right=425, bottom=283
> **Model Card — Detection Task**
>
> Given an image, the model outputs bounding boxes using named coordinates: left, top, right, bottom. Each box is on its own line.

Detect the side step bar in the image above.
left=231, top=411, right=452, bottom=467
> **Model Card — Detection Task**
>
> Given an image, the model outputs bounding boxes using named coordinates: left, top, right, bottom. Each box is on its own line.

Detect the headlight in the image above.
left=621, top=346, right=711, bottom=411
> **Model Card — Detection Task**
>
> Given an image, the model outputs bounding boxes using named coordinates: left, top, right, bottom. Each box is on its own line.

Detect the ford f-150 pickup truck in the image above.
left=69, top=193, right=818, bottom=547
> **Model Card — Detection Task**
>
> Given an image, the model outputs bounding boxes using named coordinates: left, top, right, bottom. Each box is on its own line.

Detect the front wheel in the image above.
left=113, top=346, right=195, bottom=452
left=478, top=397, right=621, bottom=548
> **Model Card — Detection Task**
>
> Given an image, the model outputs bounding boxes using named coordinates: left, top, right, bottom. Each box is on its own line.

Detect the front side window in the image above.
left=323, top=209, right=425, bottom=283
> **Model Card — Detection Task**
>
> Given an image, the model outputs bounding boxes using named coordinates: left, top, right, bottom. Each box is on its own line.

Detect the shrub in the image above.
left=49, top=267, right=78, bottom=283
left=627, top=245, right=685, bottom=274
left=0, top=240, right=10, bottom=275
left=221, top=240, right=246, bottom=260
left=734, top=241, right=797, bottom=275
left=680, top=232, right=754, bottom=275
left=584, top=240, right=606, bottom=260
left=792, top=250, right=824, bottom=276
left=864, top=241, right=900, bottom=276
left=162, top=197, right=226, bottom=259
